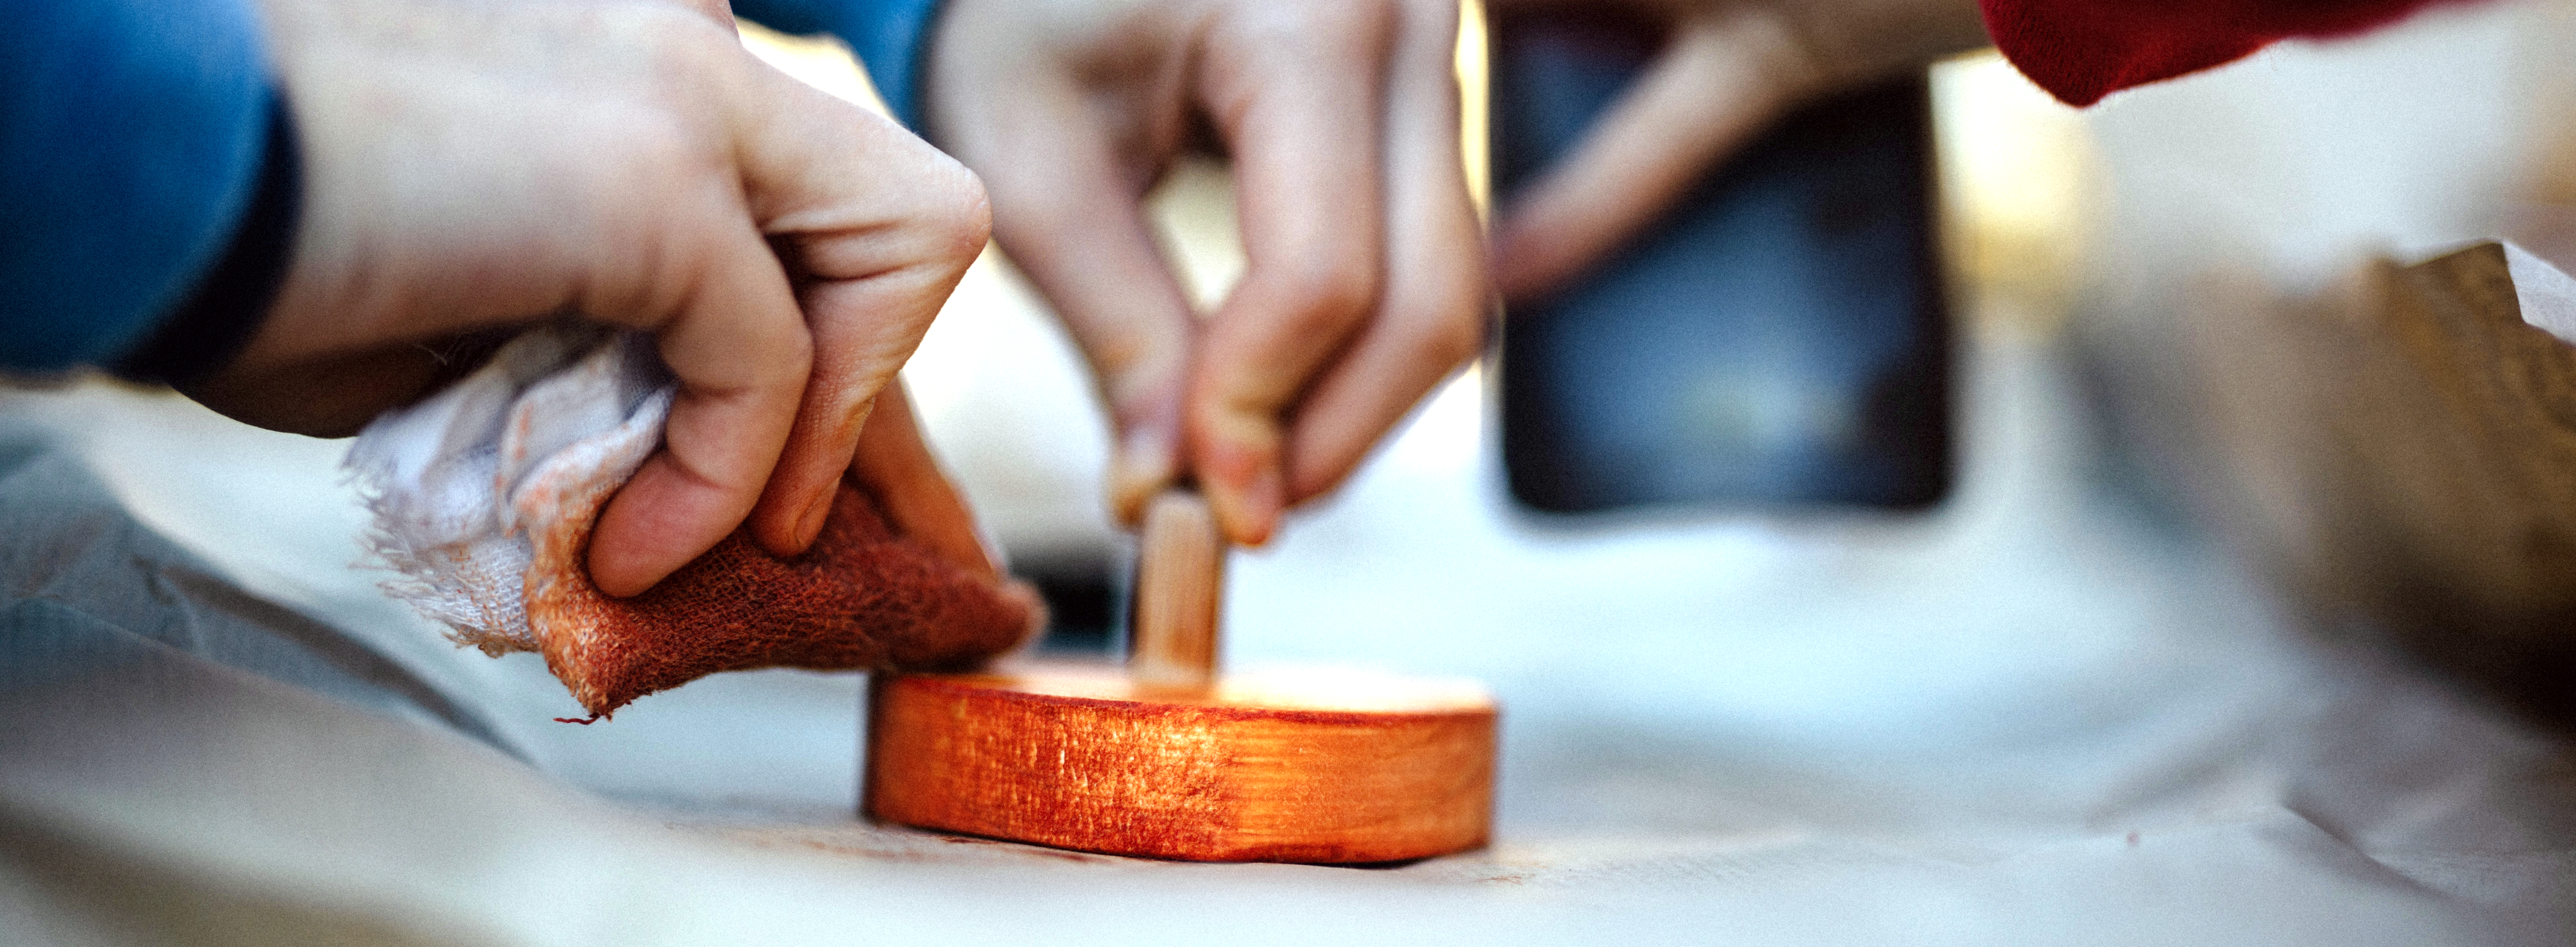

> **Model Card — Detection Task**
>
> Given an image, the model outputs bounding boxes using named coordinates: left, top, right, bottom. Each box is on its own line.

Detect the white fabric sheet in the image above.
left=3, top=324, right=2571, bottom=946
left=9, top=4, right=2576, bottom=942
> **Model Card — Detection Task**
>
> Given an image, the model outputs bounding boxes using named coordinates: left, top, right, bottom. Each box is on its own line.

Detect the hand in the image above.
left=1486, top=0, right=1986, bottom=302
left=924, top=0, right=1488, bottom=546
left=197, top=0, right=992, bottom=597
left=846, top=380, right=1005, bottom=582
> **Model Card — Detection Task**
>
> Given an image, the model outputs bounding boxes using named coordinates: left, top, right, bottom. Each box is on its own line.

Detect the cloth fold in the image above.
left=1978, top=0, right=2473, bottom=107
left=346, top=325, right=1037, bottom=719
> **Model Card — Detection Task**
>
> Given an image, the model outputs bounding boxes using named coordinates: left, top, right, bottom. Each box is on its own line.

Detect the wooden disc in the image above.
left=863, top=662, right=1497, bottom=863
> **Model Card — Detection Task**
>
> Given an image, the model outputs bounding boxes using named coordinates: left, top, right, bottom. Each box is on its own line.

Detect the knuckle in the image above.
left=1088, top=327, right=1186, bottom=411
left=1097, top=335, right=1172, bottom=397
left=617, top=3, right=734, bottom=72
left=1227, top=0, right=1396, bottom=59
left=927, top=161, right=995, bottom=258
left=1411, top=306, right=1485, bottom=367
left=618, top=116, right=706, bottom=186
left=1255, top=253, right=1380, bottom=335
left=763, top=324, right=817, bottom=386
left=888, top=152, right=993, bottom=269
left=1411, top=266, right=1493, bottom=363
left=1301, top=0, right=1400, bottom=50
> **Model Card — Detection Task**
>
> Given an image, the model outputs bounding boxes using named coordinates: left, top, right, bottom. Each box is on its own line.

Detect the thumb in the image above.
left=947, top=81, right=1200, bottom=528
left=587, top=201, right=813, bottom=598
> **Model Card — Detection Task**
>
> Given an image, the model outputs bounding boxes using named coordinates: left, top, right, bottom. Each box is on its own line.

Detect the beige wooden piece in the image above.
left=2188, top=241, right=2576, bottom=721
left=864, top=490, right=1499, bottom=862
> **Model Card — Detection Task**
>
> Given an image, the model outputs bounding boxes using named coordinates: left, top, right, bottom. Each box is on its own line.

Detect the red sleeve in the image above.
left=1978, top=0, right=2474, bottom=107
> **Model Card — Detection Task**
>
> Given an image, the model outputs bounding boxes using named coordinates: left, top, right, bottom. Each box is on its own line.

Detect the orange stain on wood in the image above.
left=864, top=663, right=1498, bottom=863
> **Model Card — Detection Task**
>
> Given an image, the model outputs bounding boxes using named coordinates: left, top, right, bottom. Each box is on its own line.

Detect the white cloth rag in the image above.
left=344, top=324, right=672, bottom=656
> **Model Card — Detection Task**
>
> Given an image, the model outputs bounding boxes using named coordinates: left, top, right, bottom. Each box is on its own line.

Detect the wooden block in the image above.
left=864, top=663, right=1496, bottom=863
left=2185, top=241, right=2576, bottom=722
left=864, top=488, right=1499, bottom=862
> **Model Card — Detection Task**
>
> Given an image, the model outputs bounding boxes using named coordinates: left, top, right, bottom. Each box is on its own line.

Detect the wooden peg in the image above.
left=864, top=488, right=1498, bottom=863
left=1128, top=490, right=1222, bottom=688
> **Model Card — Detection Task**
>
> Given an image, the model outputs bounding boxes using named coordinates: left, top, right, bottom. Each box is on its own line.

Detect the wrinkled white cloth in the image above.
left=8, top=9, right=2576, bottom=943
left=343, top=326, right=673, bottom=656
left=7, top=324, right=2576, bottom=947
left=2509, top=241, right=2576, bottom=344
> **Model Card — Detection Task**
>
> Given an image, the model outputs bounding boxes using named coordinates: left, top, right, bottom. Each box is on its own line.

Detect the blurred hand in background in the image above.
left=924, top=0, right=1489, bottom=547
left=921, top=0, right=1988, bottom=546
left=214, top=0, right=995, bottom=597
left=1485, top=0, right=1986, bottom=302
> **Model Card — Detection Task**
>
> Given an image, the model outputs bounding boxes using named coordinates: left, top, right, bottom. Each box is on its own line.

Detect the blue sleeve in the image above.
left=0, top=0, right=279, bottom=373
left=731, top=0, right=945, bottom=130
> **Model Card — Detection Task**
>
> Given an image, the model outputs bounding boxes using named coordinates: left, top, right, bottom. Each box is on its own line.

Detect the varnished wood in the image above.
left=864, top=662, right=1497, bottom=863
left=865, top=486, right=1498, bottom=862
left=1129, top=492, right=1222, bottom=687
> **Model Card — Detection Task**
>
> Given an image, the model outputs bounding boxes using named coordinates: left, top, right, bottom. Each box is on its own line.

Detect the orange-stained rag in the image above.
left=346, top=326, right=1039, bottom=720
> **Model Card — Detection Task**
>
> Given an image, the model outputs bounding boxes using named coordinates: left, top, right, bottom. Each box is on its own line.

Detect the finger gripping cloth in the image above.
left=346, top=326, right=1039, bottom=720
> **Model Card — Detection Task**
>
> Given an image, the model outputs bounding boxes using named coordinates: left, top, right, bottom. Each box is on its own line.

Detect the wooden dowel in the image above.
left=1130, top=490, right=1223, bottom=687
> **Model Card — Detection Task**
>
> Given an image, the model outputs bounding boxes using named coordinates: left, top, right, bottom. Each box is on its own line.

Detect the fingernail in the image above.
left=1110, top=426, right=1175, bottom=525
left=1230, top=464, right=1283, bottom=547
left=797, top=487, right=836, bottom=550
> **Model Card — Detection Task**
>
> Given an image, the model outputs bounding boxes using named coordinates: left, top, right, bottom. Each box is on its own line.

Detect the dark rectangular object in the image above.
left=1492, top=15, right=1952, bottom=515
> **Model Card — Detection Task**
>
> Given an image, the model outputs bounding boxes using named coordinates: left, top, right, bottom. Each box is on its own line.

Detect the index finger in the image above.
left=588, top=50, right=987, bottom=596
left=1278, top=0, right=1490, bottom=507
left=940, top=72, right=1201, bottom=528
left=1187, top=0, right=1397, bottom=544
left=734, top=62, right=992, bottom=560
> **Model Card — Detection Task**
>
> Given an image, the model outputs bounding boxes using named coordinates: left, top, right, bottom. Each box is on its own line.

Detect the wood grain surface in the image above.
left=864, top=663, right=1497, bottom=863
left=1129, top=492, right=1223, bottom=687
left=2188, top=241, right=2576, bottom=724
